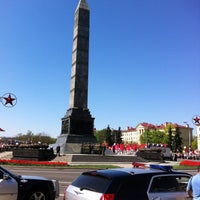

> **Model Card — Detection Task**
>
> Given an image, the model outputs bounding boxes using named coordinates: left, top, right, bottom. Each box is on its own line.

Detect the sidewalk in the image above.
left=0, top=151, right=180, bottom=168
left=52, top=153, right=180, bottom=167
left=69, top=160, right=180, bottom=168
left=69, top=162, right=133, bottom=168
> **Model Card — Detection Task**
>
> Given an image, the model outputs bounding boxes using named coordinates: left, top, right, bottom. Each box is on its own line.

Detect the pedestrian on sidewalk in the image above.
left=56, top=145, right=60, bottom=157
left=186, top=165, right=200, bottom=199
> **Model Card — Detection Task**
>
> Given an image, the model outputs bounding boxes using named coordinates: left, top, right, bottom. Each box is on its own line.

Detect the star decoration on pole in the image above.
left=0, top=93, right=17, bottom=107
left=192, top=115, right=200, bottom=125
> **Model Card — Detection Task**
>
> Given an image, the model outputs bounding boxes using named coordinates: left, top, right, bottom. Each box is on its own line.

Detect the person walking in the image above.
left=186, top=165, right=200, bottom=200
left=56, top=145, right=60, bottom=157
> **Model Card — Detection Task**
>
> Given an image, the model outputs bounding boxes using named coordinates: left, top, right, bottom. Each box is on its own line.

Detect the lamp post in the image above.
left=192, top=115, right=200, bottom=151
left=183, top=122, right=191, bottom=147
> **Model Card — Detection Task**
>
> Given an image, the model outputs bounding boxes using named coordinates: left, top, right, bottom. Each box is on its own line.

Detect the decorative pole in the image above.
left=192, top=115, right=200, bottom=151
left=0, top=93, right=17, bottom=132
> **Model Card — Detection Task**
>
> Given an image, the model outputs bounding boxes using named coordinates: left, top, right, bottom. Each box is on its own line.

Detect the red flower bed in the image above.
left=180, top=160, right=200, bottom=167
left=0, top=159, right=68, bottom=166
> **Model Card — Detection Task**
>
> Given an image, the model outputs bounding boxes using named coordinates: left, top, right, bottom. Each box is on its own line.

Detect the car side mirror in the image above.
left=3, top=174, right=10, bottom=181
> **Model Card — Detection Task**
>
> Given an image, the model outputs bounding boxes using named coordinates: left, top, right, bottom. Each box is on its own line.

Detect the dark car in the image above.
left=63, top=164, right=191, bottom=200
left=0, top=165, right=59, bottom=200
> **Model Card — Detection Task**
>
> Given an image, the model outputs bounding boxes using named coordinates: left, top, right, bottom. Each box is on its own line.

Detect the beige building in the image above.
left=121, top=127, right=139, bottom=144
left=121, top=122, right=193, bottom=147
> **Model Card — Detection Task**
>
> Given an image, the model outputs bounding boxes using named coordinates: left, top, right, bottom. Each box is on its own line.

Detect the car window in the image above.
left=71, top=174, right=111, bottom=193
left=176, top=176, right=191, bottom=191
left=0, top=170, right=3, bottom=179
left=116, top=176, right=149, bottom=200
left=149, top=175, right=190, bottom=193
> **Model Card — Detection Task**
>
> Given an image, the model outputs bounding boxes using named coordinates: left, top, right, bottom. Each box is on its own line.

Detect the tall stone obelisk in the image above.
left=56, top=0, right=96, bottom=154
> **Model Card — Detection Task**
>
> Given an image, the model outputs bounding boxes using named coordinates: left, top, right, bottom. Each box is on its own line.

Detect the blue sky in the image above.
left=0, top=0, right=199, bottom=138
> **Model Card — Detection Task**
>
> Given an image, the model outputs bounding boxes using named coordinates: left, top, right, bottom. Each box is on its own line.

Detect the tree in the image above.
left=16, top=130, right=34, bottom=143
left=111, top=127, right=122, bottom=144
left=94, top=129, right=107, bottom=143
left=140, top=129, right=150, bottom=145
left=172, top=127, right=183, bottom=152
left=116, top=127, right=122, bottom=144
left=165, top=124, right=173, bottom=150
left=151, top=130, right=168, bottom=144
left=140, top=130, right=168, bottom=145
left=191, top=136, right=197, bottom=150
left=16, top=131, right=56, bottom=145
left=105, top=125, right=113, bottom=146
left=35, top=132, right=56, bottom=144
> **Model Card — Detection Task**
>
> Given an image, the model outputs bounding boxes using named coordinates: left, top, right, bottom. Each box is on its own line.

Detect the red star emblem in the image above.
left=4, top=94, right=15, bottom=105
left=2, top=93, right=17, bottom=107
left=193, top=115, right=200, bottom=125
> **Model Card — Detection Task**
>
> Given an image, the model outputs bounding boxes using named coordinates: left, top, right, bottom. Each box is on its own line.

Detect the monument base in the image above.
left=136, top=149, right=164, bottom=162
left=63, top=154, right=135, bottom=163
left=56, top=134, right=97, bottom=154
left=12, top=149, right=54, bottom=161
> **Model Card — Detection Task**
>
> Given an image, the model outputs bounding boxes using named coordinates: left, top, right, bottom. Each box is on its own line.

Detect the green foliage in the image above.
left=140, top=130, right=168, bottom=144
left=172, top=127, right=183, bottom=152
left=94, top=129, right=107, bottom=143
left=95, top=126, right=122, bottom=146
left=110, top=127, right=122, bottom=144
left=16, top=130, right=56, bottom=145
left=116, top=127, right=122, bottom=144
left=164, top=124, right=183, bottom=152
left=167, top=125, right=173, bottom=149
left=140, top=130, right=149, bottom=144
left=105, top=125, right=113, bottom=146
left=191, top=136, right=197, bottom=150
left=153, top=131, right=168, bottom=144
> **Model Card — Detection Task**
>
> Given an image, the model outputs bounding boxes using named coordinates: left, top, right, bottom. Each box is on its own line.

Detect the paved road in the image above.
left=4, top=165, right=196, bottom=200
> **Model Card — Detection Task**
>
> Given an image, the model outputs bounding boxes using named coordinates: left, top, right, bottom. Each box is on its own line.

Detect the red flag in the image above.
left=0, top=128, right=5, bottom=131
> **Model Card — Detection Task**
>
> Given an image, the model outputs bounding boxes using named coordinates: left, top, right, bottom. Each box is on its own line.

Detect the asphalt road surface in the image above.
left=4, top=166, right=196, bottom=200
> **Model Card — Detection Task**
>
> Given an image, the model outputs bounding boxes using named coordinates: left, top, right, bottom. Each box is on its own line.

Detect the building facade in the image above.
left=121, top=122, right=193, bottom=147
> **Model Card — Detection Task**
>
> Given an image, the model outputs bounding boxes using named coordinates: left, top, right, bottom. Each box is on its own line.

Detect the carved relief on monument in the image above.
left=61, top=119, right=69, bottom=134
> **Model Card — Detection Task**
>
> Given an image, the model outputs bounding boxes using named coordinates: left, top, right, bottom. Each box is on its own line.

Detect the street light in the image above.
left=192, top=115, right=200, bottom=151
left=183, top=122, right=190, bottom=147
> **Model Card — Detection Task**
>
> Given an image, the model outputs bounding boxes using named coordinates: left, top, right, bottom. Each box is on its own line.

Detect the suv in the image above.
left=0, top=166, right=59, bottom=200
left=63, top=164, right=191, bottom=200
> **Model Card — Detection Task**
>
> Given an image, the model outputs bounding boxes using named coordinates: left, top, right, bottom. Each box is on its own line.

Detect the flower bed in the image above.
left=0, top=159, right=68, bottom=166
left=180, top=160, right=200, bottom=167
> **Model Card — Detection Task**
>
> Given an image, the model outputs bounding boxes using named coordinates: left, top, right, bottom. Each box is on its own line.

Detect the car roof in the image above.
left=82, top=165, right=190, bottom=179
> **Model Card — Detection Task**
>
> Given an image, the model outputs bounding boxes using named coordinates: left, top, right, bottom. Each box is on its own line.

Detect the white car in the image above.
left=63, top=164, right=191, bottom=200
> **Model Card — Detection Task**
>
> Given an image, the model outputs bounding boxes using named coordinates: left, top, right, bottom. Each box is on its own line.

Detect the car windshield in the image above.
left=72, top=174, right=111, bottom=193
left=0, top=166, right=21, bottom=179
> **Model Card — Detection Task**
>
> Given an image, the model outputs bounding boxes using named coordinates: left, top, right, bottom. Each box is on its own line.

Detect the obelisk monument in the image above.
left=56, top=0, right=96, bottom=154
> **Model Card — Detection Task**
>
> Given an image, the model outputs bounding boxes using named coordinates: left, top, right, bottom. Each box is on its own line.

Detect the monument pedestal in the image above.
left=12, top=148, right=54, bottom=161
left=56, top=134, right=97, bottom=154
left=56, top=108, right=96, bottom=154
